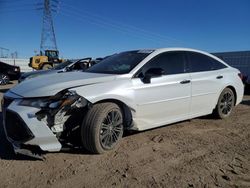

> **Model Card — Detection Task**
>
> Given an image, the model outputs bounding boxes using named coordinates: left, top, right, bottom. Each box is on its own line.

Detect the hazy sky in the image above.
left=0, top=0, right=249, bottom=58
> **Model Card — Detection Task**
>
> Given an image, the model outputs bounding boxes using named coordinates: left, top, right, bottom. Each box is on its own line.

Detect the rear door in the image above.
left=187, top=52, right=227, bottom=116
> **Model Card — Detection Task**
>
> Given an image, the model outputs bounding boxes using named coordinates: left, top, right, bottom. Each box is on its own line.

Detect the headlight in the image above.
left=48, top=90, right=82, bottom=108
left=18, top=90, right=82, bottom=109
left=19, top=98, right=49, bottom=108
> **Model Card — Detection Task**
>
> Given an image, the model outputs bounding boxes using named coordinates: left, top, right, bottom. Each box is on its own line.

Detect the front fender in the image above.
left=71, top=79, right=136, bottom=110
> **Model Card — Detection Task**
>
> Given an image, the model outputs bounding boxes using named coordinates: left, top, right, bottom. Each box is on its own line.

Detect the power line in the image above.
left=60, top=7, right=179, bottom=46
left=59, top=10, right=167, bottom=46
left=0, top=8, right=37, bottom=13
left=61, top=2, right=185, bottom=46
left=0, top=1, right=184, bottom=46
left=0, top=1, right=39, bottom=13
left=0, top=0, right=58, bottom=14
left=0, top=47, right=9, bottom=58
left=0, top=0, right=34, bottom=2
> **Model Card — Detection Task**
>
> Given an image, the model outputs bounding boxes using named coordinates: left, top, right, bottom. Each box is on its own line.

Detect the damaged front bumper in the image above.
left=12, top=143, right=45, bottom=160
left=2, top=90, right=88, bottom=159
left=3, top=98, right=62, bottom=152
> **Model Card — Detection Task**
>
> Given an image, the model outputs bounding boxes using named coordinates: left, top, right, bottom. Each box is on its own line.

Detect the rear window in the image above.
left=187, top=52, right=227, bottom=72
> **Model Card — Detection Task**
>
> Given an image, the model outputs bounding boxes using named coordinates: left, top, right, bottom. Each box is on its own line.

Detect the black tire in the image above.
left=41, top=64, right=53, bottom=70
left=214, top=88, right=235, bottom=119
left=0, top=73, right=10, bottom=85
left=81, top=103, right=124, bottom=154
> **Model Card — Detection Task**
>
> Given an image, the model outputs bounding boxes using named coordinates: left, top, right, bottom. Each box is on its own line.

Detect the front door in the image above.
left=132, top=51, right=191, bottom=130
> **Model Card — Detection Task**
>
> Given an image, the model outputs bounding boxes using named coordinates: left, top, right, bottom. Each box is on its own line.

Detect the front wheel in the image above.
left=81, top=103, right=124, bottom=154
left=0, top=73, right=10, bottom=85
left=41, top=64, right=53, bottom=70
left=214, top=88, right=235, bottom=119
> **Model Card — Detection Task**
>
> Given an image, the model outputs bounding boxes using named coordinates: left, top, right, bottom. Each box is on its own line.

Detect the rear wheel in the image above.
left=81, top=103, right=124, bottom=154
left=214, top=88, right=235, bottom=119
left=0, top=73, right=10, bottom=85
left=41, top=64, right=52, bottom=70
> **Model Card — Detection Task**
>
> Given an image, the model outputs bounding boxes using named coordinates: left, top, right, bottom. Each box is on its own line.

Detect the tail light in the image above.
left=238, top=73, right=247, bottom=84
left=238, top=73, right=244, bottom=80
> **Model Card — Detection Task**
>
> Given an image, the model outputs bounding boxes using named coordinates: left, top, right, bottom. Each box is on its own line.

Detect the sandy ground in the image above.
left=0, top=82, right=250, bottom=188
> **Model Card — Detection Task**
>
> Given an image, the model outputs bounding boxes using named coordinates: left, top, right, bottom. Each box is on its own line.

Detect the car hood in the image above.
left=21, top=69, right=54, bottom=79
left=10, top=72, right=117, bottom=98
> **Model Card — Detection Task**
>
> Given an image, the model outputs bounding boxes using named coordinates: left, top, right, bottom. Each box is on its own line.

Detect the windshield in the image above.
left=86, top=50, right=153, bottom=74
left=53, top=60, right=74, bottom=70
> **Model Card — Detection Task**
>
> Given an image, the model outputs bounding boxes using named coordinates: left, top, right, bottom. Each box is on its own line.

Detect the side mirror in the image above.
left=142, top=68, right=164, bottom=84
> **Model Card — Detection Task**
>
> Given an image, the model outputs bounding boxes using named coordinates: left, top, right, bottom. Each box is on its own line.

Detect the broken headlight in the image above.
left=19, top=98, right=48, bottom=108
left=18, top=90, right=88, bottom=134
left=18, top=90, right=86, bottom=109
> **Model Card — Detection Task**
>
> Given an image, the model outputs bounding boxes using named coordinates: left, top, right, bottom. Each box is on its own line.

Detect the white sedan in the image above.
left=2, top=48, right=244, bottom=157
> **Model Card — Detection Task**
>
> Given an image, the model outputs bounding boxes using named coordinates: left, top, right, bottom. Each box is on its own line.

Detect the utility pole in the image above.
left=40, top=0, right=58, bottom=55
left=11, top=51, right=18, bottom=59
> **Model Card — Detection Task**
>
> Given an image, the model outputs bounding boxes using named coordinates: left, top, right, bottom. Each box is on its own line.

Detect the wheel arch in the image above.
left=94, top=99, right=134, bottom=130
left=226, top=85, right=237, bottom=106
left=217, top=85, right=237, bottom=107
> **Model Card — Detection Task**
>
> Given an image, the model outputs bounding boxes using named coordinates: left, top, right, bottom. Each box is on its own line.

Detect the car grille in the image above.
left=4, top=110, right=34, bottom=142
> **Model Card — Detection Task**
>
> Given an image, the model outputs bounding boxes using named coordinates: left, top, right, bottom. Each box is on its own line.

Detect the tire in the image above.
left=81, top=103, right=124, bottom=154
left=0, top=73, right=10, bottom=85
left=214, top=88, right=235, bottom=119
left=41, top=64, right=53, bottom=70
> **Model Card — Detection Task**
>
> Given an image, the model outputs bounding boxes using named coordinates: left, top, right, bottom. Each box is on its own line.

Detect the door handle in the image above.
left=216, top=75, right=223, bottom=79
left=180, top=80, right=191, bottom=84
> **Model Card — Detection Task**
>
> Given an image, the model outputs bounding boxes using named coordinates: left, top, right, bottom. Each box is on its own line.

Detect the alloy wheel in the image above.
left=0, top=74, right=9, bottom=85
left=219, top=91, right=234, bottom=115
left=99, top=110, right=123, bottom=149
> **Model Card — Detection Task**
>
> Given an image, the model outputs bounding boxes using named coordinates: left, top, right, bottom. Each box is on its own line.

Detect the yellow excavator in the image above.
left=29, top=50, right=64, bottom=70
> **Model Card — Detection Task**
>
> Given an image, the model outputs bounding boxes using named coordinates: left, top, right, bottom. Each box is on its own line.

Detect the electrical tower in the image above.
left=40, top=0, right=58, bottom=54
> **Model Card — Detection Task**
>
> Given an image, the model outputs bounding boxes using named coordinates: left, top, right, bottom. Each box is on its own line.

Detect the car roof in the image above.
left=127, top=47, right=220, bottom=59
left=152, top=47, right=228, bottom=64
left=128, top=47, right=229, bottom=75
left=0, top=61, right=19, bottom=68
left=153, top=47, right=209, bottom=54
left=0, top=61, right=10, bottom=66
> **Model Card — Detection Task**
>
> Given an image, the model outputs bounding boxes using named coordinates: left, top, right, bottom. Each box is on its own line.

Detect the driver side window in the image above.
left=139, top=51, right=186, bottom=76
